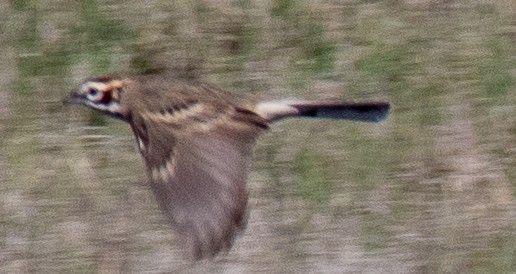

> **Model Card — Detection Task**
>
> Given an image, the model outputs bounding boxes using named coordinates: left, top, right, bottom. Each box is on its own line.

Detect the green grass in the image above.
left=480, top=37, right=513, bottom=97
left=293, top=147, right=332, bottom=205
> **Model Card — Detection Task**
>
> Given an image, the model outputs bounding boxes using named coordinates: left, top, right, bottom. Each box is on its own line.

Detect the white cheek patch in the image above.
left=106, top=102, right=121, bottom=113
left=85, top=101, right=121, bottom=113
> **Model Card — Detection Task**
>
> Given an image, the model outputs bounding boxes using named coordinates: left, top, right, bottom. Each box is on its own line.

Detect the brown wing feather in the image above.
left=130, top=101, right=267, bottom=259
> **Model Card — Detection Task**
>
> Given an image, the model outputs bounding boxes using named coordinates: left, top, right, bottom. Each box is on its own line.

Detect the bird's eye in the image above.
left=87, top=88, right=99, bottom=97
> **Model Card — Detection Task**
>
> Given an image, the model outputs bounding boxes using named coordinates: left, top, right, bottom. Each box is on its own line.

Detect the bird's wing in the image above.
left=130, top=101, right=268, bottom=259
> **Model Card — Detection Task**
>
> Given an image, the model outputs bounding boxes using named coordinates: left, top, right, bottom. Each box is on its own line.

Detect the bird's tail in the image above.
left=256, top=101, right=390, bottom=123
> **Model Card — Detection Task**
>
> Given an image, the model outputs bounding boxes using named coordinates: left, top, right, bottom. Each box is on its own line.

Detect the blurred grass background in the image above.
left=0, top=0, right=515, bottom=273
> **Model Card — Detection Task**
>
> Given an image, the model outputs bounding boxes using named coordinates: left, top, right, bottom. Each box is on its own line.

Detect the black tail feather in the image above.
left=291, top=102, right=390, bottom=122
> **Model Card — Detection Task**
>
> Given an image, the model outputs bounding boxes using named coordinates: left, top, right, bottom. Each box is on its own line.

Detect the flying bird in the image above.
left=64, top=74, right=390, bottom=259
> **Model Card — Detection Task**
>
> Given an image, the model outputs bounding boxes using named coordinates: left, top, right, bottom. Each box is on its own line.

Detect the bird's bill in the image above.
left=63, top=90, right=85, bottom=105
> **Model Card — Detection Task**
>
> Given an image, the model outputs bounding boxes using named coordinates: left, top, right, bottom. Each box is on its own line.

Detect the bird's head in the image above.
left=65, top=75, right=128, bottom=120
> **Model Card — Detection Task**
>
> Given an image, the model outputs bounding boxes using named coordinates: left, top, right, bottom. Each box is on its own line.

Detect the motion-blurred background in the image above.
left=0, top=0, right=515, bottom=273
